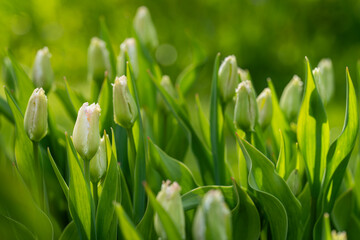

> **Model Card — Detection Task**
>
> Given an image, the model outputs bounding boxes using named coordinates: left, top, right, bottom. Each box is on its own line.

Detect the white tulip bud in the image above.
left=72, top=102, right=101, bottom=161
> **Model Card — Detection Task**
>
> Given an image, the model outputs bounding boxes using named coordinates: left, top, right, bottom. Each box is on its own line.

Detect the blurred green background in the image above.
left=1, top=0, right=360, bottom=127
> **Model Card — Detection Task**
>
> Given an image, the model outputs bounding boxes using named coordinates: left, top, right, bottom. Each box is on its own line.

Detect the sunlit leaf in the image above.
left=148, top=138, right=198, bottom=193
left=297, top=58, right=329, bottom=197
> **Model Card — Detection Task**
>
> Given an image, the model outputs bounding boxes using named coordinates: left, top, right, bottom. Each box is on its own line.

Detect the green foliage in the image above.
left=1, top=7, right=360, bottom=240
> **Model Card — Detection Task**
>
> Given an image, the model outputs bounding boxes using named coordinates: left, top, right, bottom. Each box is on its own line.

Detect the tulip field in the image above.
left=1, top=5, right=360, bottom=240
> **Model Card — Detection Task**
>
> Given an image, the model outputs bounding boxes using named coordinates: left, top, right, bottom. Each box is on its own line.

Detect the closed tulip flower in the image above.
left=234, top=80, right=258, bottom=132
left=117, top=38, right=139, bottom=78
left=133, top=6, right=159, bottom=50
left=73, top=102, right=101, bottom=161
left=24, top=88, right=48, bottom=142
left=90, top=135, right=107, bottom=184
left=32, top=47, right=54, bottom=92
left=113, top=76, right=138, bottom=129
left=193, top=190, right=232, bottom=240
left=88, top=37, right=111, bottom=84
left=280, top=75, right=303, bottom=122
left=154, top=180, right=185, bottom=239
left=257, top=88, right=273, bottom=129
left=218, top=55, right=238, bottom=103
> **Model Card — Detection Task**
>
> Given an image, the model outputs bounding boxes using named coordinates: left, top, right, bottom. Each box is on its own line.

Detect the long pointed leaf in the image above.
left=297, top=57, right=329, bottom=197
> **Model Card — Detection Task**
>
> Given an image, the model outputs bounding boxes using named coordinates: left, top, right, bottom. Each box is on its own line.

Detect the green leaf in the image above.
left=98, top=77, right=113, bottom=139
left=100, top=17, right=116, bottom=81
left=7, top=52, right=34, bottom=112
left=148, top=138, right=198, bottom=194
left=115, top=203, right=143, bottom=240
left=118, top=165, right=133, bottom=217
left=96, top=133, right=118, bottom=239
left=210, top=53, right=227, bottom=185
left=321, top=68, right=359, bottom=212
left=238, top=137, right=302, bottom=240
left=47, top=148, right=69, bottom=201
left=126, top=62, right=147, bottom=224
left=5, top=87, right=42, bottom=206
left=276, top=130, right=286, bottom=178
left=136, top=201, right=156, bottom=239
left=176, top=62, right=205, bottom=96
left=0, top=161, right=53, bottom=240
left=331, top=189, right=353, bottom=231
left=0, top=96, right=14, bottom=122
left=59, top=222, right=79, bottom=240
left=55, top=77, right=82, bottom=121
left=66, top=134, right=95, bottom=240
left=297, top=57, right=329, bottom=197
left=195, top=94, right=211, bottom=148
left=232, top=181, right=261, bottom=240
left=181, top=186, right=237, bottom=211
left=144, top=183, right=182, bottom=240
left=267, top=78, right=294, bottom=162
left=149, top=69, right=214, bottom=184
left=0, top=215, right=36, bottom=240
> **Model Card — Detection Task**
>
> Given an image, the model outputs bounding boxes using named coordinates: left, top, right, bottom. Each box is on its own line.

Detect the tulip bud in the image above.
left=117, top=38, right=139, bottom=78
left=331, top=230, right=347, bottom=240
left=90, top=135, right=107, bottom=184
left=73, top=102, right=101, bottom=161
left=2, top=57, right=16, bottom=91
left=280, top=75, right=303, bottom=122
left=157, top=75, right=177, bottom=112
left=24, top=88, right=48, bottom=142
left=88, top=37, right=111, bottom=84
left=234, top=80, right=258, bottom=132
left=113, top=76, right=138, bottom=129
left=154, top=180, right=185, bottom=239
left=313, top=59, right=334, bottom=105
left=238, top=67, right=251, bottom=82
left=218, top=55, right=238, bottom=103
left=133, top=6, right=159, bottom=50
left=286, top=169, right=301, bottom=196
left=32, top=47, right=54, bottom=92
left=193, top=190, right=232, bottom=240
left=257, top=88, right=273, bottom=129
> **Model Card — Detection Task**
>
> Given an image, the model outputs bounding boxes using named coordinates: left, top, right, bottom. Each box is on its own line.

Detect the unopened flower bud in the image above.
left=313, top=59, right=334, bottom=105
left=218, top=55, right=238, bottom=103
left=157, top=75, right=177, bottom=112
left=73, top=103, right=101, bottom=161
left=280, top=75, right=303, bottom=122
left=113, top=76, right=138, bottom=129
left=117, top=38, right=139, bottom=78
left=331, top=230, right=347, bottom=240
left=32, top=47, right=54, bottom=92
left=234, top=80, right=258, bottom=132
left=193, top=190, right=232, bottom=240
left=257, top=88, right=273, bottom=129
left=24, top=88, right=48, bottom=142
left=154, top=180, right=185, bottom=239
left=133, top=6, right=159, bottom=50
left=88, top=37, right=111, bottom=84
left=238, top=67, right=251, bottom=82
left=90, top=135, right=107, bottom=184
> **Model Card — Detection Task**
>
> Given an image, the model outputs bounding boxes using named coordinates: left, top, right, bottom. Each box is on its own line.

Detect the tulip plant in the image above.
left=1, top=5, right=360, bottom=240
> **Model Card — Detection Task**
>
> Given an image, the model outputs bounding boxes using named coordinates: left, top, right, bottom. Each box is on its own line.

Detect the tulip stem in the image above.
left=33, top=141, right=44, bottom=210
left=84, top=160, right=90, bottom=187
left=127, top=128, right=136, bottom=179
left=92, top=183, right=99, bottom=209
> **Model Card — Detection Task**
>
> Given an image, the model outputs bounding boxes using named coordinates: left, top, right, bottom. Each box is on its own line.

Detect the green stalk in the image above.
left=92, top=183, right=99, bottom=209
left=84, top=160, right=90, bottom=187
left=33, top=141, right=44, bottom=209
left=127, top=127, right=136, bottom=182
